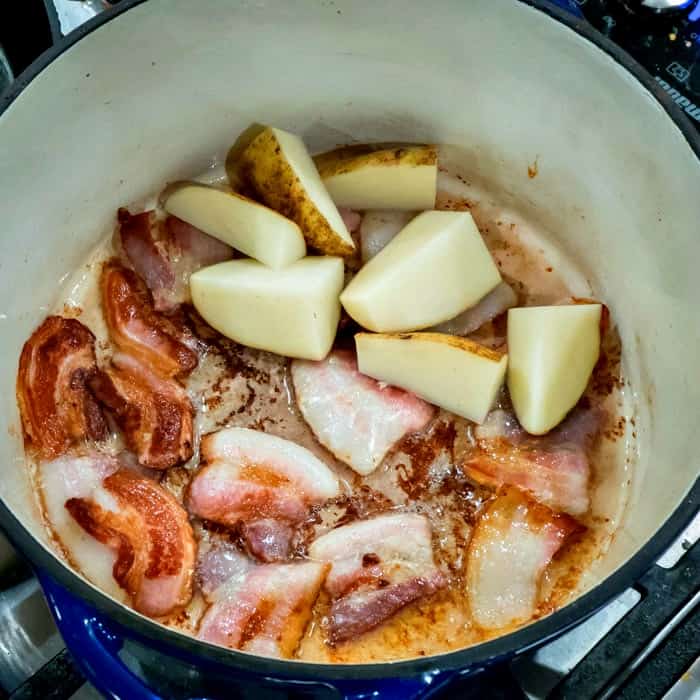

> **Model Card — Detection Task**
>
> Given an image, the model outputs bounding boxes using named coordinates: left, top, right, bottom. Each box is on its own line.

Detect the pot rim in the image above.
left=0, top=0, right=698, bottom=681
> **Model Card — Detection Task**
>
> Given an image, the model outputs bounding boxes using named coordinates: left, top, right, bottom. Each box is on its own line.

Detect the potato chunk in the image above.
left=507, top=304, right=601, bottom=434
left=163, top=183, right=305, bottom=269
left=341, top=211, right=501, bottom=332
left=314, top=144, right=437, bottom=210
left=232, top=126, right=355, bottom=257
left=355, top=332, right=507, bottom=423
left=190, top=257, right=344, bottom=360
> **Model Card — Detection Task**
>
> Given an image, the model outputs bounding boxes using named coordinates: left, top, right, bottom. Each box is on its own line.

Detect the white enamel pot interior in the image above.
left=0, top=0, right=698, bottom=681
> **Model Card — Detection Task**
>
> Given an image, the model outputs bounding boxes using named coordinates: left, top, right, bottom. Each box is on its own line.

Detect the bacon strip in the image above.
left=465, top=447, right=590, bottom=516
left=196, top=532, right=252, bottom=598
left=40, top=454, right=125, bottom=600
left=17, top=316, right=107, bottom=459
left=89, top=354, right=194, bottom=470
left=309, top=513, right=445, bottom=643
left=118, top=209, right=176, bottom=310
left=292, top=350, right=434, bottom=476
left=467, top=487, right=582, bottom=630
left=41, top=454, right=195, bottom=618
left=465, top=408, right=601, bottom=515
left=327, top=574, right=444, bottom=644
left=197, top=560, right=327, bottom=658
left=359, top=210, right=413, bottom=263
left=165, top=215, right=234, bottom=268
left=240, top=519, right=294, bottom=563
left=431, top=281, right=517, bottom=336
left=67, top=467, right=195, bottom=617
left=101, top=260, right=198, bottom=379
left=473, top=408, right=526, bottom=443
left=188, top=428, right=340, bottom=544
left=118, top=209, right=232, bottom=311
left=338, top=207, right=362, bottom=236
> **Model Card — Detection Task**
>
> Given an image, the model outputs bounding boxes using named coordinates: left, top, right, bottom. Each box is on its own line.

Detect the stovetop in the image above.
left=0, top=1, right=699, bottom=698
left=569, top=0, right=700, bottom=128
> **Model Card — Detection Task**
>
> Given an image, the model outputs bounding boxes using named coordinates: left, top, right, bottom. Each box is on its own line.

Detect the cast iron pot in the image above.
left=0, top=1, right=698, bottom=697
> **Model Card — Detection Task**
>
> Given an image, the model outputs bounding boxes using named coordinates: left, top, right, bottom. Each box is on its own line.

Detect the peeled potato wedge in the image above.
left=163, top=183, right=306, bottom=269
left=507, top=304, right=602, bottom=435
left=341, top=210, right=501, bottom=332
left=313, top=144, right=437, bottom=210
left=231, top=126, right=355, bottom=257
left=355, top=332, right=507, bottom=423
left=190, top=257, right=344, bottom=360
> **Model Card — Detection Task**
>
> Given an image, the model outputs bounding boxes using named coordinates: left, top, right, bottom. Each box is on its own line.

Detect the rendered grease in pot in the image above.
left=16, top=126, right=630, bottom=663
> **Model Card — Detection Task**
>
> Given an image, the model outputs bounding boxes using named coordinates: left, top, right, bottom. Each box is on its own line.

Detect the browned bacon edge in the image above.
left=89, top=355, right=194, bottom=470
left=17, top=316, right=107, bottom=459
left=66, top=467, right=195, bottom=617
left=101, top=260, right=198, bottom=379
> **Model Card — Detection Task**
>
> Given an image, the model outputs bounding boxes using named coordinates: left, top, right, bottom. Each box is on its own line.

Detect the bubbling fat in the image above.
left=34, top=161, right=631, bottom=663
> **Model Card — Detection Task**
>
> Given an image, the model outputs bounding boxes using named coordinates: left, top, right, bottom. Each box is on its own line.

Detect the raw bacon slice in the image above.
left=465, top=447, right=589, bottom=516
left=239, top=519, right=294, bottom=563
left=465, top=407, right=601, bottom=515
left=291, top=350, right=434, bottom=475
left=196, top=533, right=252, bottom=598
left=431, top=281, right=517, bottom=336
left=41, top=453, right=195, bottom=617
left=308, top=513, right=445, bottom=642
left=467, top=487, right=581, bottom=630
left=338, top=207, right=362, bottom=236
left=547, top=406, right=604, bottom=447
left=101, top=260, right=198, bottom=379
left=475, top=406, right=601, bottom=447
left=309, top=512, right=441, bottom=596
left=197, top=560, right=327, bottom=658
left=118, top=209, right=175, bottom=311
left=17, top=316, right=107, bottom=459
left=89, top=353, right=194, bottom=470
left=359, top=210, right=413, bottom=263
left=188, top=428, right=340, bottom=555
left=326, top=575, right=444, bottom=644
left=40, top=453, right=123, bottom=600
left=118, top=209, right=232, bottom=311
left=473, top=408, right=525, bottom=443
left=164, top=215, right=233, bottom=270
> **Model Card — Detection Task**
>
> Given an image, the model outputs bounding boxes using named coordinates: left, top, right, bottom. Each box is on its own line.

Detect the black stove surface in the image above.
left=559, top=0, right=700, bottom=130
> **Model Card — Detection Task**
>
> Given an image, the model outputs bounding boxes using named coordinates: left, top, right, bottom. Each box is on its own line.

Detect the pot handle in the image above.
left=38, top=571, right=163, bottom=700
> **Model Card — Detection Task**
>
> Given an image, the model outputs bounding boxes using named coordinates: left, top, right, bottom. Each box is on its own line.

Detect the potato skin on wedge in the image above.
left=313, top=143, right=437, bottom=210
left=232, top=126, right=355, bottom=257
left=356, top=331, right=507, bottom=423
